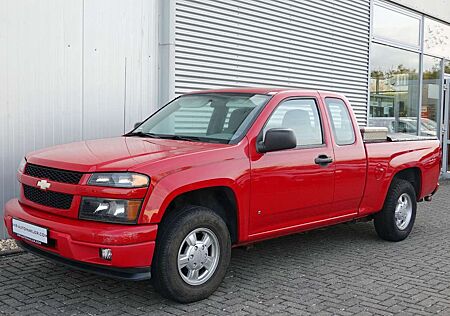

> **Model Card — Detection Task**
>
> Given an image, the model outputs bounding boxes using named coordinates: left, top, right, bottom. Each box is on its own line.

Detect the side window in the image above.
left=264, top=98, right=323, bottom=146
left=325, top=98, right=356, bottom=146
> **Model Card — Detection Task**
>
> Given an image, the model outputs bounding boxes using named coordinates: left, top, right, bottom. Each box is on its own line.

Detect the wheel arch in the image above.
left=390, top=167, right=422, bottom=200
left=157, top=185, right=239, bottom=244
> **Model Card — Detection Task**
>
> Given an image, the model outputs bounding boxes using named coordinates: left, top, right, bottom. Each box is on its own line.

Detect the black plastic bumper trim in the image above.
left=17, top=241, right=151, bottom=281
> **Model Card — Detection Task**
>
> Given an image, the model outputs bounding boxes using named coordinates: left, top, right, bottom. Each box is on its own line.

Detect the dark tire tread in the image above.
left=374, top=178, right=417, bottom=242
left=151, top=205, right=231, bottom=303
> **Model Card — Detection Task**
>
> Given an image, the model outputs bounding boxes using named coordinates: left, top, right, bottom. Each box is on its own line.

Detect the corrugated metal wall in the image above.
left=0, top=0, right=158, bottom=238
left=174, top=0, right=371, bottom=124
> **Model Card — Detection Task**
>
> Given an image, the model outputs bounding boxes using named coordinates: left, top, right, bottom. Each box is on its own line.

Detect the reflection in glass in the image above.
left=421, top=56, right=441, bottom=136
left=369, top=43, right=420, bottom=134
left=424, top=18, right=450, bottom=59
left=448, top=145, right=450, bottom=171
left=373, top=4, right=421, bottom=47
left=446, top=61, right=450, bottom=74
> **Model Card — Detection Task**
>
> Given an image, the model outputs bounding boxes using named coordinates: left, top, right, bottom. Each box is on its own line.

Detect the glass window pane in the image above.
left=264, top=99, right=323, bottom=146
left=369, top=43, right=420, bottom=135
left=421, top=56, right=441, bottom=137
left=325, top=98, right=356, bottom=145
left=138, top=93, right=270, bottom=143
left=424, top=18, right=450, bottom=59
left=373, top=4, right=421, bottom=47
left=445, top=60, right=450, bottom=74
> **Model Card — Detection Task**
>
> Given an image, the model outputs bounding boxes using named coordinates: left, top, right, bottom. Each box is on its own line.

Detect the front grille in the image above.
left=23, top=185, right=73, bottom=210
left=24, top=163, right=83, bottom=184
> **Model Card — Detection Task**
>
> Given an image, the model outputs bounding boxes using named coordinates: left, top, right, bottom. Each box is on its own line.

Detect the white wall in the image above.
left=83, top=0, right=159, bottom=139
left=0, top=0, right=159, bottom=238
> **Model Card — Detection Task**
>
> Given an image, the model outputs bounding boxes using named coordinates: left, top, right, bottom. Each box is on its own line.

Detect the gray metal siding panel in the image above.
left=82, top=0, right=158, bottom=140
left=0, top=0, right=83, bottom=239
left=0, top=0, right=158, bottom=239
left=175, top=0, right=370, bottom=124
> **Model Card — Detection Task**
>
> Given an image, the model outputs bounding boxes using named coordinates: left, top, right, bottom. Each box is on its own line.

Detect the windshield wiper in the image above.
left=124, top=131, right=162, bottom=138
left=157, top=135, right=202, bottom=142
left=125, top=132, right=208, bottom=142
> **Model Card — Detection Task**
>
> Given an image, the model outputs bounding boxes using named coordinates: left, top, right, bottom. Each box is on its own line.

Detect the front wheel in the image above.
left=151, top=206, right=231, bottom=303
left=374, top=179, right=417, bottom=242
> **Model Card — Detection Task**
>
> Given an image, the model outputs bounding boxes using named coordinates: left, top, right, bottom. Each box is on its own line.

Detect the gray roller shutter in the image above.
left=174, top=0, right=370, bottom=125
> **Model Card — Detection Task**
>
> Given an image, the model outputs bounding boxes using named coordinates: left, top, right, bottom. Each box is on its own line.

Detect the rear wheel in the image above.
left=374, top=179, right=417, bottom=242
left=152, top=205, right=231, bottom=303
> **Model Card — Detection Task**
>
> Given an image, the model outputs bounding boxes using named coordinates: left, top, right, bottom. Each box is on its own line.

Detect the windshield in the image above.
left=128, top=93, right=271, bottom=143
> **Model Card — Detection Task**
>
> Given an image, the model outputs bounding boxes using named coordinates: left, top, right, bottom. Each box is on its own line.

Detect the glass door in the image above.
left=441, top=76, right=450, bottom=177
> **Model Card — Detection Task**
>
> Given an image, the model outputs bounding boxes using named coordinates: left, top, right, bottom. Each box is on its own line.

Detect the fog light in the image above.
left=100, top=248, right=112, bottom=261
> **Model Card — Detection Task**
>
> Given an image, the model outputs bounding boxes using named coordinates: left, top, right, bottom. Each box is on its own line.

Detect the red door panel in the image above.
left=248, top=97, right=336, bottom=235
left=249, top=147, right=335, bottom=235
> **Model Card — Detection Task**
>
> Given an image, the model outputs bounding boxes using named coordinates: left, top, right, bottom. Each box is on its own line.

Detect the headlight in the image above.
left=88, top=173, right=149, bottom=188
left=18, top=158, right=27, bottom=173
left=79, top=197, right=142, bottom=224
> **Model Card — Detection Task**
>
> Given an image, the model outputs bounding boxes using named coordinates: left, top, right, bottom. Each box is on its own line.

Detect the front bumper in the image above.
left=4, top=199, right=157, bottom=280
left=17, top=240, right=151, bottom=280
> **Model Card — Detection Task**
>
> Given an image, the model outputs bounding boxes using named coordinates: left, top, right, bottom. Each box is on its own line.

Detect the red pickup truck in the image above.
left=4, top=88, right=440, bottom=302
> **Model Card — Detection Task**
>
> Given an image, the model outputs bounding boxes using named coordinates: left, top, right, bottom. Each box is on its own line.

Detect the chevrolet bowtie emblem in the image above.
left=36, top=179, right=51, bottom=190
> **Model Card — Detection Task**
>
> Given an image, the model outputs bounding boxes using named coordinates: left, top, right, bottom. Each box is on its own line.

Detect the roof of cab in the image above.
left=184, top=87, right=347, bottom=100
left=185, top=87, right=313, bottom=95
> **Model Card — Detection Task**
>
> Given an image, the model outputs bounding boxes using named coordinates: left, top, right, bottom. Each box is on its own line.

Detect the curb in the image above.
left=0, top=248, right=25, bottom=257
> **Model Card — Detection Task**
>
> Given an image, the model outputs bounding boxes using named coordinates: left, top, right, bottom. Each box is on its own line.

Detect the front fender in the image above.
left=138, top=155, right=251, bottom=241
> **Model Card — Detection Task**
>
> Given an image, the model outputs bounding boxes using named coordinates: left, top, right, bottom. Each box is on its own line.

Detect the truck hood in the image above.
left=26, top=137, right=228, bottom=173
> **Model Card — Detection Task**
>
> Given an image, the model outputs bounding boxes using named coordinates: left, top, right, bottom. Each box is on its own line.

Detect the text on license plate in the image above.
left=12, top=219, right=48, bottom=245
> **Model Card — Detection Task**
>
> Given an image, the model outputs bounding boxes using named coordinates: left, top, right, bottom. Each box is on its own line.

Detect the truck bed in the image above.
left=359, top=137, right=441, bottom=217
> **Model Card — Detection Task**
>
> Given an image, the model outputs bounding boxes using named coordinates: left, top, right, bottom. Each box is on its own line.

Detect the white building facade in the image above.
left=1, top=0, right=449, bottom=238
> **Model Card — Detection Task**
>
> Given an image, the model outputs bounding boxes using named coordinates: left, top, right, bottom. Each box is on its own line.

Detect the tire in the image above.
left=151, top=205, right=231, bottom=303
left=374, top=178, right=417, bottom=242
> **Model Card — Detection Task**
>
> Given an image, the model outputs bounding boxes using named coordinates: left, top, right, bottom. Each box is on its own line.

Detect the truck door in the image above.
left=323, top=97, right=366, bottom=216
left=249, top=97, right=336, bottom=236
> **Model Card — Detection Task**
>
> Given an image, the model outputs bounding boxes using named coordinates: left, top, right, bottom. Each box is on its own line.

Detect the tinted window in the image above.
left=325, top=98, right=355, bottom=145
left=264, top=99, right=323, bottom=146
left=369, top=43, right=420, bottom=135
left=420, top=56, right=440, bottom=137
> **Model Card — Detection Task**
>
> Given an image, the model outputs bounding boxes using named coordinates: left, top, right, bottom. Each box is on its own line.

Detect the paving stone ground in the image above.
left=1, top=182, right=450, bottom=315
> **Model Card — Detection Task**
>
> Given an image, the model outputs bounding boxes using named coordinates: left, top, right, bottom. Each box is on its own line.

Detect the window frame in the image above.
left=372, top=0, right=423, bottom=52
left=369, top=0, right=442, bottom=137
left=324, top=97, right=356, bottom=146
left=258, top=97, right=326, bottom=150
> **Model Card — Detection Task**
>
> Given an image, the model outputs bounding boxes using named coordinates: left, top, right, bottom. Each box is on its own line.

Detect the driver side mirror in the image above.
left=257, top=128, right=297, bottom=153
left=134, top=122, right=141, bottom=129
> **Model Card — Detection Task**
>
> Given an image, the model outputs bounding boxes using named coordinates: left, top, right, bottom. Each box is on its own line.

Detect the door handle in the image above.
left=315, top=154, right=333, bottom=166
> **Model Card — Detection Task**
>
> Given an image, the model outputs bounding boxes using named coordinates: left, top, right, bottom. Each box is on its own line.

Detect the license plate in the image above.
left=12, top=219, right=48, bottom=245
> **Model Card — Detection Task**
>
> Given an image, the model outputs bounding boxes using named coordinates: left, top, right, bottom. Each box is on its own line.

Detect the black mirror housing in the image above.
left=134, top=122, right=142, bottom=129
left=257, top=128, right=297, bottom=153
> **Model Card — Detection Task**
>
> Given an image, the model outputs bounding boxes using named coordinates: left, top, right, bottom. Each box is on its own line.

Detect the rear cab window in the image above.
left=324, top=98, right=356, bottom=146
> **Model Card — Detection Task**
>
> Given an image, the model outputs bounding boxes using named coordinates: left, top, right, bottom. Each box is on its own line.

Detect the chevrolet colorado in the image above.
left=4, top=88, right=440, bottom=302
